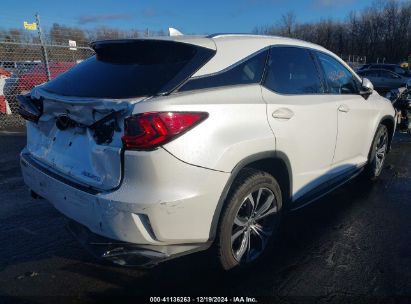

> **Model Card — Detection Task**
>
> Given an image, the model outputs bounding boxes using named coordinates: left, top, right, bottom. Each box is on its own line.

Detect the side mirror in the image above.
left=360, top=78, right=373, bottom=98
left=406, top=79, right=411, bottom=90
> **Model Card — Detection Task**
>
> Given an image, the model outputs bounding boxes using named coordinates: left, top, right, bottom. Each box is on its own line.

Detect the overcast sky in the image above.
left=3, top=0, right=375, bottom=33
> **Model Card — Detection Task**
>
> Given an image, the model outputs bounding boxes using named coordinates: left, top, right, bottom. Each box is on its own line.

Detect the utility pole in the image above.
left=35, top=13, right=51, bottom=81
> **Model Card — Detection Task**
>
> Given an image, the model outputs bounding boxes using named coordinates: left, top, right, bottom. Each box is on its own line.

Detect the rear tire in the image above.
left=364, top=124, right=389, bottom=180
left=217, top=169, right=282, bottom=270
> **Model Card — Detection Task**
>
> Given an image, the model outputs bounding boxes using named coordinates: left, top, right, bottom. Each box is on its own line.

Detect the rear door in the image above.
left=262, top=46, right=339, bottom=200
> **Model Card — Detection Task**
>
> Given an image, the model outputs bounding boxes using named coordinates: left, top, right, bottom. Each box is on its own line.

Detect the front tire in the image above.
left=217, top=169, right=282, bottom=270
left=364, top=124, right=389, bottom=180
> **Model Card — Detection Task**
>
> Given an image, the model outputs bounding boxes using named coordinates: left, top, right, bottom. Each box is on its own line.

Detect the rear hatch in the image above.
left=22, top=39, right=216, bottom=191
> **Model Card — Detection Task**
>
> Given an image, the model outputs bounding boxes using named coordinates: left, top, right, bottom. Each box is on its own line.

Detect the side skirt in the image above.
left=290, top=165, right=365, bottom=211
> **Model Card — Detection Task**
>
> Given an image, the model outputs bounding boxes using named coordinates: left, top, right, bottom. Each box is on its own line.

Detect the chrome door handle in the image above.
left=338, top=104, right=350, bottom=113
left=272, top=108, right=294, bottom=120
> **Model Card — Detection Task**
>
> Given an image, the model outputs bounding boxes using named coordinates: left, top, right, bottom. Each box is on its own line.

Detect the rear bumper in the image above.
left=66, top=219, right=209, bottom=267
left=20, top=147, right=229, bottom=248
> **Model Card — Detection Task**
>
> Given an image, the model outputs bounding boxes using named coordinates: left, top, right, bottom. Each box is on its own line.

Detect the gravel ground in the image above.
left=0, top=131, right=410, bottom=304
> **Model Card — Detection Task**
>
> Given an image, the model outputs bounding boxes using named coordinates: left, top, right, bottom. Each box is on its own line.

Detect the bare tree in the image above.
left=254, top=0, right=411, bottom=63
left=280, top=11, right=296, bottom=37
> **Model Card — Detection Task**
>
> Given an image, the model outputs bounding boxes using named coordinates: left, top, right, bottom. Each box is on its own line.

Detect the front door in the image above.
left=313, top=51, right=378, bottom=172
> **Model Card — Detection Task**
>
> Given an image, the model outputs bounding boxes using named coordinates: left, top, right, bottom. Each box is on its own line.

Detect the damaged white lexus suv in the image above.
left=19, top=34, right=395, bottom=270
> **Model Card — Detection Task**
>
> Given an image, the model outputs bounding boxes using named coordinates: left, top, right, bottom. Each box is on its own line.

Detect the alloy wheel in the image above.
left=231, top=187, right=279, bottom=263
left=375, top=128, right=388, bottom=175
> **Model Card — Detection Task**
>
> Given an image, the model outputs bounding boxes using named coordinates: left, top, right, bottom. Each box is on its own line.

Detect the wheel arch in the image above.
left=379, top=115, right=395, bottom=152
left=208, top=151, right=292, bottom=242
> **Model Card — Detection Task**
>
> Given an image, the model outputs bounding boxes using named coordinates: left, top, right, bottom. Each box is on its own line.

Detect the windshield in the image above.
left=41, top=40, right=215, bottom=99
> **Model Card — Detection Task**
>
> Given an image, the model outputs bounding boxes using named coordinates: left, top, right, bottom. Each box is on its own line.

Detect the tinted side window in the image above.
left=264, top=47, right=323, bottom=94
left=394, top=66, right=406, bottom=75
left=366, top=70, right=380, bottom=77
left=316, top=52, right=359, bottom=94
left=179, top=50, right=268, bottom=92
left=3, top=62, right=15, bottom=69
left=384, top=66, right=397, bottom=74
left=381, top=70, right=399, bottom=79
left=380, top=71, right=391, bottom=78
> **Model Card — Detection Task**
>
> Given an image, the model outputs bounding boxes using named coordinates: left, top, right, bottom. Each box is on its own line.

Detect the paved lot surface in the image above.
left=0, top=132, right=411, bottom=303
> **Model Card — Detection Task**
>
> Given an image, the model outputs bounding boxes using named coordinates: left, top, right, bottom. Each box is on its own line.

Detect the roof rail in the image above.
left=206, top=33, right=292, bottom=40
left=206, top=33, right=252, bottom=38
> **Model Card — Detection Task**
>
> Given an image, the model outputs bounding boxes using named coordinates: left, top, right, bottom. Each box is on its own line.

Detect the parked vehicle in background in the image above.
left=3, top=61, right=41, bottom=114
left=0, top=61, right=40, bottom=73
left=358, top=63, right=409, bottom=77
left=357, top=69, right=408, bottom=94
left=357, top=64, right=371, bottom=71
left=19, top=35, right=396, bottom=270
left=386, top=81, right=411, bottom=132
left=17, top=62, right=76, bottom=94
left=0, top=68, right=11, bottom=115
left=0, top=61, right=17, bottom=71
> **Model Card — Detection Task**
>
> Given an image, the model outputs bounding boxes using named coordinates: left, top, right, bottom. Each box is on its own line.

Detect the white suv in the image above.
left=19, top=35, right=395, bottom=270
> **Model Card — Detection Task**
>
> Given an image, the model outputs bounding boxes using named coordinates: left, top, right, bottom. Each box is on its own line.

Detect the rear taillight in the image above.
left=17, top=95, right=42, bottom=123
left=18, top=107, right=41, bottom=123
left=122, top=112, right=208, bottom=150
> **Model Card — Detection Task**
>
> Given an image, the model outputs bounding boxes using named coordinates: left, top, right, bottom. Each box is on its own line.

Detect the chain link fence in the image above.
left=340, top=54, right=367, bottom=70
left=0, top=41, right=94, bottom=129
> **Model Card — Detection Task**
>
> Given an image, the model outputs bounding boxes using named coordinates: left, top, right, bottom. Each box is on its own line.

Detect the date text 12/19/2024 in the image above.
left=150, top=297, right=258, bottom=303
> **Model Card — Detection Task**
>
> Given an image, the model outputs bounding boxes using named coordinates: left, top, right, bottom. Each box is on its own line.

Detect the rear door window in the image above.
left=263, top=46, right=324, bottom=94
left=179, top=49, right=268, bottom=92
left=42, top=40, right=215, bottom=99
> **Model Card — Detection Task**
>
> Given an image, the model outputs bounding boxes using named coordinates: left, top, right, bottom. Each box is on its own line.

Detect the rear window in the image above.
left=42, top=40, right=215, bottom=99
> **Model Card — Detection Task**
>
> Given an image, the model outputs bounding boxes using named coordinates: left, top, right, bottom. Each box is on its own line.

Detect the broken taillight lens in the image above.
left=122, top=112, right=208, bottom=150
left=17, top=95, right=42, bottom=123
